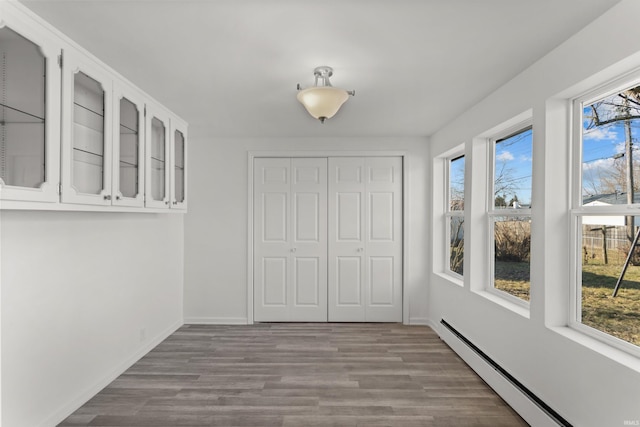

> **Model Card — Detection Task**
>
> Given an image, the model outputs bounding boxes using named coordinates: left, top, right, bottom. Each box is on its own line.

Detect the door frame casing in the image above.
left=247, top=150, right=410, bottom=325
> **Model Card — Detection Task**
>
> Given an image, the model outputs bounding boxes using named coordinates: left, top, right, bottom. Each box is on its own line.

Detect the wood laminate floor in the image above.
left=58, top=323, right=528, bottom=427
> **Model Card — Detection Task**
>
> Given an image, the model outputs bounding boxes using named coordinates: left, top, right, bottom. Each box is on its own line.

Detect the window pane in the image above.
left=449, top=216, right=464, bottom=275
left=582, top=84, right=640, bottom=205
left=579, top=216, right=640, bottom=347
left=493, top=216, right=531, bottom=301
left=494, top=128, right=532, bottom=209
left=449, top=155, right=464, bottom=211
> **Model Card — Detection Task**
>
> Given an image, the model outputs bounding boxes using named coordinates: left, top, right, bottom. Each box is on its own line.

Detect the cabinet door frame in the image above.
left=61, top=47, right=113, bottom=206
left=112, top=81, right=145, bottom=207
left=144, top=103, right=171, bottom=209
left=0, top=7, right=61, bottom=203
left=247, top=150, right=409, bottom=325
left=169, top=116, right=188, bottom=210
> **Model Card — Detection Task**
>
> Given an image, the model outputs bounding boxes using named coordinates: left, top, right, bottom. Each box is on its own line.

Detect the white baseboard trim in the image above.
left=424, top=318, right=440, bottom=331
left=184, top=317, right=249, bottom=325
left=42, top=319, right=183, bottom=427
left=437, top=321, right=564, bottom=427
left=407, top=317, right=430, bottom=326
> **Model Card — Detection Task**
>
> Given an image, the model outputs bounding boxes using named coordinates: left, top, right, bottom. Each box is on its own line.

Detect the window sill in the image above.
left=473, top=289, right=530, bottom=319
left=434, top=271, right=464, bottom=287
left=550, top=325, right=640, bottom=373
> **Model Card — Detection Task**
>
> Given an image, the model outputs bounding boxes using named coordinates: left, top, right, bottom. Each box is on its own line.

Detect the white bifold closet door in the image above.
left=253, top=156, right=402, bottom=323
left=328, top=157, right=403, bottom=322
left=253, top=158, right=328, bottom=322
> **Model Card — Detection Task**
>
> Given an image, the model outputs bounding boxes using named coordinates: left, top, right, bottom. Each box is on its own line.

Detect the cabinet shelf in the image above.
left=73, top=101, right=103, bottom=119
left=0, top=102, right=45, bottom=124
left=73, top=146, right=103, bottom=158
left=119, top=123, right=137, bottom=134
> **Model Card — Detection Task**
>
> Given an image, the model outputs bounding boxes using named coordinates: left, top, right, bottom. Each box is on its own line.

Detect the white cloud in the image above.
left=496, top=151, right=514, bottom=161
left=583, top=127, right=619, bottom=141
left=582, top=157, right=615, bottom=171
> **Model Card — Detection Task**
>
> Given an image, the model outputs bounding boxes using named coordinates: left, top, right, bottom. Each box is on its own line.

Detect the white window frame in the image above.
left=570, top=70, right=640, bottom=357
left=487, top=121, right=533, bottom=308
left=445, top=152, right=465, bottom=280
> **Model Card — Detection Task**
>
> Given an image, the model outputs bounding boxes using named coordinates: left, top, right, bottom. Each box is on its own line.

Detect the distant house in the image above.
left=582, top=192, right=640, bottom=226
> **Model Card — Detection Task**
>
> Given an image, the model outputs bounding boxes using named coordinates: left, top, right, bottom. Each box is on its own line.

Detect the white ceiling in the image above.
left=21, top=0, right=620, bottom=138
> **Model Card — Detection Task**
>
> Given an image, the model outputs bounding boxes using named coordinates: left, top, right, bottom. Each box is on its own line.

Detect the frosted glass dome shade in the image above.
left=297, top=86, right=350, bottom=122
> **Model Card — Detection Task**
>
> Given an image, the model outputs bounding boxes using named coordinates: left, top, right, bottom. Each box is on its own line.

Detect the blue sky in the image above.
left=450, top=104, right=640, bottom=207
left=494, top=128, right=532, bottom=206
left=582, top=111, right=640, bottom=199
left=448, top=129, right=533, bottom=207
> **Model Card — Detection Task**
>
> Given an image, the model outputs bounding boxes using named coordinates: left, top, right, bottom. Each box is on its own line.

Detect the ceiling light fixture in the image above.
left=296, top=66, right=355, bottom=123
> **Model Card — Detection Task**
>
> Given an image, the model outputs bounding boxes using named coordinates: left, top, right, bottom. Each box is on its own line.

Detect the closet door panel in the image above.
left=328, top=156, right=402, bottom=322
left=294, top=257, right=320, bottom=305
left=328, top=157, right=366, bottom=321
left=262, top=257, right=288, bottom=306
left=254, top=157, right=327, bottom=322
left=254, top=158, right=291, bottom=321
left=263, top=192, right=288, bottom=242
left=337, top=256, right=362, bottom=305
left=364, top=157, right=403, bottom=321
left=290, top=158, right=327, bottom=321
left=369, top=256, right=395, bottom=305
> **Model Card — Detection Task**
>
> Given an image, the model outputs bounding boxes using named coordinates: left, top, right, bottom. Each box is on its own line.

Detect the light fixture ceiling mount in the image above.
left=296, top=66, right=355, bottom=123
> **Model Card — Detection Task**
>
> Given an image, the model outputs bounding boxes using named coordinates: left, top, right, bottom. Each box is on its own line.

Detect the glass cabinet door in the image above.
left=72, top=72, right=106, bottom=194
left=145, top=104, right=169, bottom=208
left=170, top=117, right=187, bottom=210
left=0, top=18, right=61, bottom=203
left=112, top=82, right=145, bottom=207
left=61, top=48, right=113, bottom=205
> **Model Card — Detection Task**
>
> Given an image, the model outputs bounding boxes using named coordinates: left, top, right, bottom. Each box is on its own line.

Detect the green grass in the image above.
left=494, top=261, right=640, bottom=347
left=581, top=263, right=640, bottom=346
left=494, top=261, right=530, bottom=301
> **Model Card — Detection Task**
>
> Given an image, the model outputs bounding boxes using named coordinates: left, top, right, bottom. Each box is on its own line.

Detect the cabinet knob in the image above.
left=103, top=195, right=112, bottom=201
left=165, top=201, right=169, bottom=205
left=173, top=201, right=177, bottom=205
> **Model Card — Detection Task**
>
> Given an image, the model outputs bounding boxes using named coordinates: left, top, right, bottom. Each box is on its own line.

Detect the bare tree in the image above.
left=585, top=85, right=640, bottom=241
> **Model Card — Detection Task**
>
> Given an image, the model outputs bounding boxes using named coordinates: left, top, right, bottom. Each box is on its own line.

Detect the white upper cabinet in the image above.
left=61, top=48, right=113, bottom=206
left=170, top=116, right=187, bottom=210
left=0, top=2, right=187, bottom=212
left=0, top=7, right=61, bottom=203
left=112, top=82, right=145, bottom=207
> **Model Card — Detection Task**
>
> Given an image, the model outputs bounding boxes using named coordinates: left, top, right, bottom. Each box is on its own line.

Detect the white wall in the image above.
left=428, top=1, right=640, bottom=426
left=184, top=136, right=429, bottom=325
left=0, top=211, right=184, bottom=427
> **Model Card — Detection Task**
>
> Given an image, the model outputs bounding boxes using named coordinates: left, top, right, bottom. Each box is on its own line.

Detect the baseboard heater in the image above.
left=440, top=319, right=572, bottom=427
